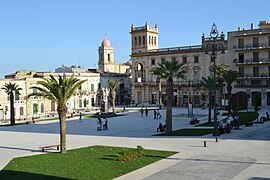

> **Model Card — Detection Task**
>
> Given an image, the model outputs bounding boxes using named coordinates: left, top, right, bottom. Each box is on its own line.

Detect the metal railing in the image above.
left=233, top=42, right=270, bottom=50
left=233, top=58, right=270, bottom=64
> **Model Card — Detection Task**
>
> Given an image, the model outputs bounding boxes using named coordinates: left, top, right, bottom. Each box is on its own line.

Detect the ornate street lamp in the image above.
left=205, top=23, right=225, bottom=136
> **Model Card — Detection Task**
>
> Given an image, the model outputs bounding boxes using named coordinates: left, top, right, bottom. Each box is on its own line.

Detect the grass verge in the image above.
left=154, top=128, right=213, bottom=136
left=0, top=145, right=176, bottom=180
left=196, top=112, right=258, bottom=127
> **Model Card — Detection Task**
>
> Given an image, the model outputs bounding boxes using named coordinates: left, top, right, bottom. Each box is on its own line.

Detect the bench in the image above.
left=245, top=122, right=254, bottom=127
left=190, top=120, right=200, bottom=125
left=39, top=144, right=60, bottom=152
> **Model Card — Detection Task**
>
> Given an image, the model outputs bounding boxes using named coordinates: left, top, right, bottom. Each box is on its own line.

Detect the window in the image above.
left=253, top=67, right=259, bottom=77
left=268, top=51, right=270, bottom=59
left=194, top=69, right=200, bottom=81
left=238, top=53, right=244, bottom=63
left=149, top=36, right=151, bottom=44
left=32, top=87, right=37, bottom=93
left=139, top=36, right=141, bottom=45
left=238, top=67, right=244, bottom=77
left=91, top=84, right=94, bottom=92
left=268, top=66, right=270, bottom=77
left=134, top=37, right=137, bottom=46
left=268, top=36, right=270, bottom=46
left=151, top=59, right=155, bottom=65
left=15, top=91, right=20, bottom=101
left=154, top=37, right=156, bottom=45
left=238, top=38, right=244, bottom=48
left=120, top=83, right=125, bottom=90
left=41, top=103, right=44, bottom=113
left=182, top=57, right=187, bottom=64
left=143, top=36, right=145, bottom=45
left=194, top=56, right=199, bottom=63
left=251, top=80, right=261, bottom=85
left=161, top=58, right=165, bottom=64
left=253, top=52, right=259, bottom=62
left=108, top=53, right=110, bottom=61
left=253, top=37, right=259, bottom=47
left=151, top=36, right=154, bottom=44
left=100, top=53, right=103, bottom=61
left=267, top=92, right=270, bottom=106
left=33, top=103, right=38, bottom=114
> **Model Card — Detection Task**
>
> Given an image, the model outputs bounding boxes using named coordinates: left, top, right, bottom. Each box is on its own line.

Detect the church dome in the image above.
left=101, top=38, right=111, bottom=47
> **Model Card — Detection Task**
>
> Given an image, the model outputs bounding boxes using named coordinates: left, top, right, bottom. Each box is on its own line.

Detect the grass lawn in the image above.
left=154, top=128, right=213, bottom=136
left=196, top=112, right=259, bottom=127
left=0, top=146, right=176, bottom=180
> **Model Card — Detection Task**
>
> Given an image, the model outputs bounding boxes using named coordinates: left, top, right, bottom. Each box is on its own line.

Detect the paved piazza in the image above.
left=0, top=108, right=270, bottom=179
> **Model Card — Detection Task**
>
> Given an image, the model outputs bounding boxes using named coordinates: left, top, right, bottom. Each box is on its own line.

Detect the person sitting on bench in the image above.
left=157, top=122, right=165, bottom=132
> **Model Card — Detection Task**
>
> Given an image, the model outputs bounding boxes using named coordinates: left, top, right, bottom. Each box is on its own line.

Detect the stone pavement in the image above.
left=0, top=108, right=270, bottom=180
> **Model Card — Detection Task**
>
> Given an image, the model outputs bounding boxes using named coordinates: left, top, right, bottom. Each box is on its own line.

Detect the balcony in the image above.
left=235, top=84, right=270, bottom=88
left=233, top=58, right=270, bottom=65
left=237, top=73, right=270, bottom=79
left=233, top=42, right=270, bottom=51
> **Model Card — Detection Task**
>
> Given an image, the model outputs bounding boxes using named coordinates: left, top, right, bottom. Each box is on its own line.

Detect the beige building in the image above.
left=0, top=69, right=101, bottom=120
left=227, top=21, right=270, bottom=108
left=130, top=23, right=226, bottom=107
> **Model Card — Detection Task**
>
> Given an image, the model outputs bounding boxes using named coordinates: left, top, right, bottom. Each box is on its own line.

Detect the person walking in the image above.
left=145, top=108, right=148, bottom=117
left=154, top=109, right=157, bottom=119
left=79, top=112, right=83, bottom=122
left=140, top=108, right=144, bottom=117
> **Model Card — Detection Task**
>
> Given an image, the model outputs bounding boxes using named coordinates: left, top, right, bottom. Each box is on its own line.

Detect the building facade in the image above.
left=130, top=23, right=226, bottom=107
left=228, top=21, right=270, bottom=108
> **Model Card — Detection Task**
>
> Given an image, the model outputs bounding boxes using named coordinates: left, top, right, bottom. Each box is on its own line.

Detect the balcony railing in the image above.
left=237, top=73, right=270, bottom=79
left=233, top=58, right=270, bottom=65
left=233, top=43, right=270, bottom=50
left=235, top=84, right=270, bottom=88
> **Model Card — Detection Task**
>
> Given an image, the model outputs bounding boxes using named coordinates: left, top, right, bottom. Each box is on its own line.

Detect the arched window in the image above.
left=20, top=107, right=24, bottom=116
left=151, top=36, right=154, bottom=44
left=136, top=63, right=144, bottom=82
left=33, top=103, right=38, bottom=114
left=108, top=53, right=110, bottom=61
left=41, top=103, right=44, bottom=113
left=149, top=36, right=151, bottom=44
left=143, top=36, right=145, bottom=45
left=154, top=37, right=157, bottom=45
left=139, top=36, right=141, bottom=45
left=134, top=37, right=137, bottom=46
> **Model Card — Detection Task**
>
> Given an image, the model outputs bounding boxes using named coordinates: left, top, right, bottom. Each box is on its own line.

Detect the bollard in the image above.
left=204, top=141, right=206, bottom=147
left=215, top=136, right=218, bottom=142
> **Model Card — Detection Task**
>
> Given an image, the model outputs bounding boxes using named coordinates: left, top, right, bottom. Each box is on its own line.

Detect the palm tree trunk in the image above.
left=58, top=105, right=67, bottom=153
left=10, top=93, right=15, bottom=125
left=112, top=91, right=116, bottom=112
left=165, top=77, right=173, bottom=133
left=158, top=80, right=162, bottom=109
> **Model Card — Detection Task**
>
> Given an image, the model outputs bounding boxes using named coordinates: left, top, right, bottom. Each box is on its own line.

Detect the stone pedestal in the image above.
left=101, top=100, right=109, bottom=112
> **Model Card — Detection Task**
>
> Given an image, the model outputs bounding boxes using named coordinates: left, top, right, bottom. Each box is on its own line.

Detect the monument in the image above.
left=101, top=87, right=109, bottom=112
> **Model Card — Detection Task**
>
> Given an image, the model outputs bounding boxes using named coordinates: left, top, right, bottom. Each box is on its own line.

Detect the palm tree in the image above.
left=1, top=82, right=22, bottom=125
left=150, top=60, right=186, bottom=133
left=210, top=64, right=229, bottom=105
left=28, top=74, right=86, bottom=153
left=201, top=76, right=214, bottom=123
left=108, top=79, right=119, bottom=113
left=222, top=70, right=238, bottom=115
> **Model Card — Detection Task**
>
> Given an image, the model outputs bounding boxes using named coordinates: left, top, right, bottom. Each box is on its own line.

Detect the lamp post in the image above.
left=156, top=77, right=162, bottom=109
left=205, top=23, right=225, bottom=136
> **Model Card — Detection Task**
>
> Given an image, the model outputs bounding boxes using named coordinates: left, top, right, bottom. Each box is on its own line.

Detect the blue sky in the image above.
left=0, top=0, right=269, bottom=78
